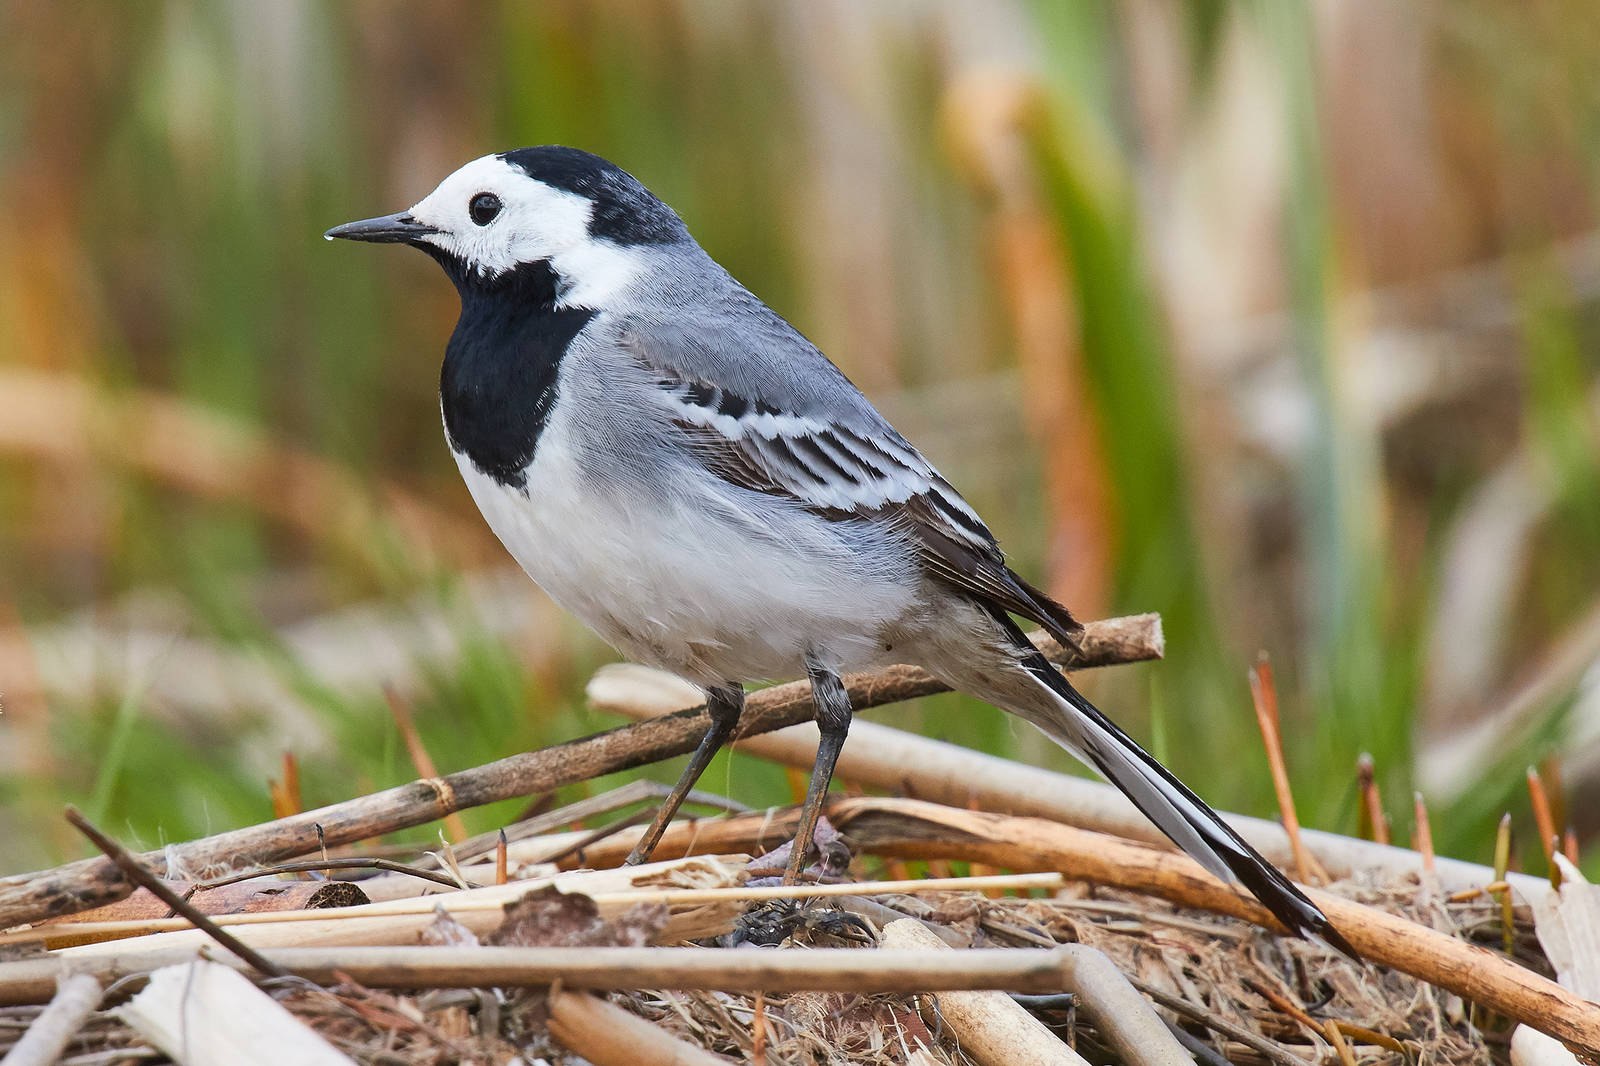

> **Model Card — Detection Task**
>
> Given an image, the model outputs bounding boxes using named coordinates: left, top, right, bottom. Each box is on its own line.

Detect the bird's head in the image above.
left=325, top=146, right=688, bottom=306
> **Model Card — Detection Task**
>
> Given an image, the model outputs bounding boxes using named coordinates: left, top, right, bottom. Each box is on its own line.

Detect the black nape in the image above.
left=499, top=146, right=689, bottom=247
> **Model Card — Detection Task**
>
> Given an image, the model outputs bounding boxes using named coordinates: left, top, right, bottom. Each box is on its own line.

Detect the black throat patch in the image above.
left=436, top=258, right=595, bottom=488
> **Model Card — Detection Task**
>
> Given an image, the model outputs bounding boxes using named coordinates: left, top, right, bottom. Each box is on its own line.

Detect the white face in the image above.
left=406, top=155, right=594, bottom=278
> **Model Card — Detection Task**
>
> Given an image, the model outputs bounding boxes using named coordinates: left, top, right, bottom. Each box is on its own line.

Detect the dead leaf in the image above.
left=489, top=885, right=667, bottom=948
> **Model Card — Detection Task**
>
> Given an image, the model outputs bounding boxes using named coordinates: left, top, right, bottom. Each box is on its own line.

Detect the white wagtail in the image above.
left=328, top=146, right=1352, bottom=951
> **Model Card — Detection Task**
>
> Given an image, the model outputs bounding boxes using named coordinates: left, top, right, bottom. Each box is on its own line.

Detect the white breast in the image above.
left=448, top=410, right=918, bottom=685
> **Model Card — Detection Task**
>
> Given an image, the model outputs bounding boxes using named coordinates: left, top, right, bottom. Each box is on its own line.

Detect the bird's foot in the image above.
left=724, top=898, right=877, bottom=948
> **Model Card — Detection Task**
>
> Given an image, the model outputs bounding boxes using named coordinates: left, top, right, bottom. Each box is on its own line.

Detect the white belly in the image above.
left=450, top=427, right=916, bottom=684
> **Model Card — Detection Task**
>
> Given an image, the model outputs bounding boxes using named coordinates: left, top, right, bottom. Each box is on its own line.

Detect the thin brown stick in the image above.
left=1527, top=767, right=1558, bottom=868
left=385, top=686, right=468, bottom=844
left=541, top=810, right=655, bottom=866
left=1413, top=792, right=1436, bottom=877
left=574, top=797, right=1600, bottom=1055
left=1245, top=978, right=1328, bottom=1045
left=1357, top=754, right=1390, bottom=845
left=268, top=752, right=302, bottom=821
left=0, top=614, right=1161, bottom=930
left=188, top=857, right=466, bottom=894
left=1125, top=976, right=1313, bottom=1066
left=751, top=989, right=768, bottom=1065
left=1323, top=1019, right=1357, bottom=1066
left=1538, top=755, right=1569, bottom=837
left=63, top=808, right=288, bottom=979
left=1331, top=1023, right=1410, bottom=1057
left=1494, top=813, right=1517, bottom=955
left=0, top=945, right=1091, bottom=1006
left=1248, top=655, right=1314, bottom=884
left=440, top=780, right=733, bottom=867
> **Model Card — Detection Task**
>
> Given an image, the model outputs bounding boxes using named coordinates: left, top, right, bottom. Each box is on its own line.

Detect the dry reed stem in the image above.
left=751, top=989, right=768, bottom=1064
left=1246, top=978, right=1330, bottom=1047
left=0, top=614, right=1161, bottom=930
left=1496, top=813, right=1518, bottom=955
left=1357, top=754, right=1391, bottom=846
left=1413, top=792, right=1436, bottom=877
left=1033, top=942, right=1190, bottom=1066
left=0, top=945, right=1090, bottom=1006
left=548, top=988, right=735, bottom=1065
left=1527, top=767, right=1558, bottom=868
left=50, top=877, right=372, bottom=925
left=1248, top=655, right=1316, bottom=885
left=1539, top=757, right=1569, bottom=836
left=269, top=752, right=303, bottom=821
left=0, top=973, right=101, bottom=1066
left=574, top=797, right=1600, bottom=1055
left=118, top=960, right=355, bottom=1066
left=1323, top=1019, right=1357, bottom=1066
left=442, top=780, right=733, bottom=867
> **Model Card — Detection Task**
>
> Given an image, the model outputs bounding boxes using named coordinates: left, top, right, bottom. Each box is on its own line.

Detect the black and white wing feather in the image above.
left=626, top=333, right=1083, bottom=652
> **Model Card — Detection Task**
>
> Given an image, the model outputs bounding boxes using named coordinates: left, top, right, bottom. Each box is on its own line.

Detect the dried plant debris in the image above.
left=0, top=871, right=1562, bottom=1064
left=603, top=874, right=1524, bottom=1065
left=965, top=877, right=1512, bottom=1065
left=278, top=979, right=522, bottom=1065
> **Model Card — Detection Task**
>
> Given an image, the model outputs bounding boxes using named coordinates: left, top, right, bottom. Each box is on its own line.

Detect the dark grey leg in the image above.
left=625, top=683, right=743, bottom=866
left=783, top=663, right=852, bottom=884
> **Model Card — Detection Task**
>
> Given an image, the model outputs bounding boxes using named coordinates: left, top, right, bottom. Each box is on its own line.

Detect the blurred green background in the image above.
left=3, top=1, right=1598, bottom=878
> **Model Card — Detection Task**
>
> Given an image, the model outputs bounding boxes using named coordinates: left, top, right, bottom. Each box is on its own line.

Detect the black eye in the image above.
left=468, top=192, right=502, bottom=226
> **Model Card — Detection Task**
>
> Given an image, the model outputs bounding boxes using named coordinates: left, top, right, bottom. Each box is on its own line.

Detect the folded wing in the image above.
left=631, top=348, right=1084, bottom=652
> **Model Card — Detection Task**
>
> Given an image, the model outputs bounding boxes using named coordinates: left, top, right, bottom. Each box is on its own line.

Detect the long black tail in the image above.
left=1004, top=629, right=1357, bottom=956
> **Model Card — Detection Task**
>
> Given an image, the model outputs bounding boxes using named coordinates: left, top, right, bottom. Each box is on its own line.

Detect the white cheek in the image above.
left=549, top=241, right=645, bottom=309
left=497, top=193, right=592, bottom=268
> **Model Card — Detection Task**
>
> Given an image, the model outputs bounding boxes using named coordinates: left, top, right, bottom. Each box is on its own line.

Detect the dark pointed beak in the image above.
left=323, top=211, right=439, bottom=244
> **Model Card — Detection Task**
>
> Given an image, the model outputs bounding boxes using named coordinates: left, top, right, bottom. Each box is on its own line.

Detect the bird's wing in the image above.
left=620, top=319, right=1083, bottom=651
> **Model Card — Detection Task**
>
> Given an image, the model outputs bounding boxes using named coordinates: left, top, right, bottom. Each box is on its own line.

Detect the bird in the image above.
left=326, top=145, right=1353, bottom=953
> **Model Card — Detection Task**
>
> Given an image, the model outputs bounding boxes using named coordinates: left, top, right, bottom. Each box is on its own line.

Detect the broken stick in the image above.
left=0, top=944, right=1088, bottom=1006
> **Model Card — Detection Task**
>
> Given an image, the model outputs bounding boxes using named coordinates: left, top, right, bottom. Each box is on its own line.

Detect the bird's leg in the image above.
left=784, top=663, right=852, bottom=885
left=625, top=683, right=744, bottom=866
